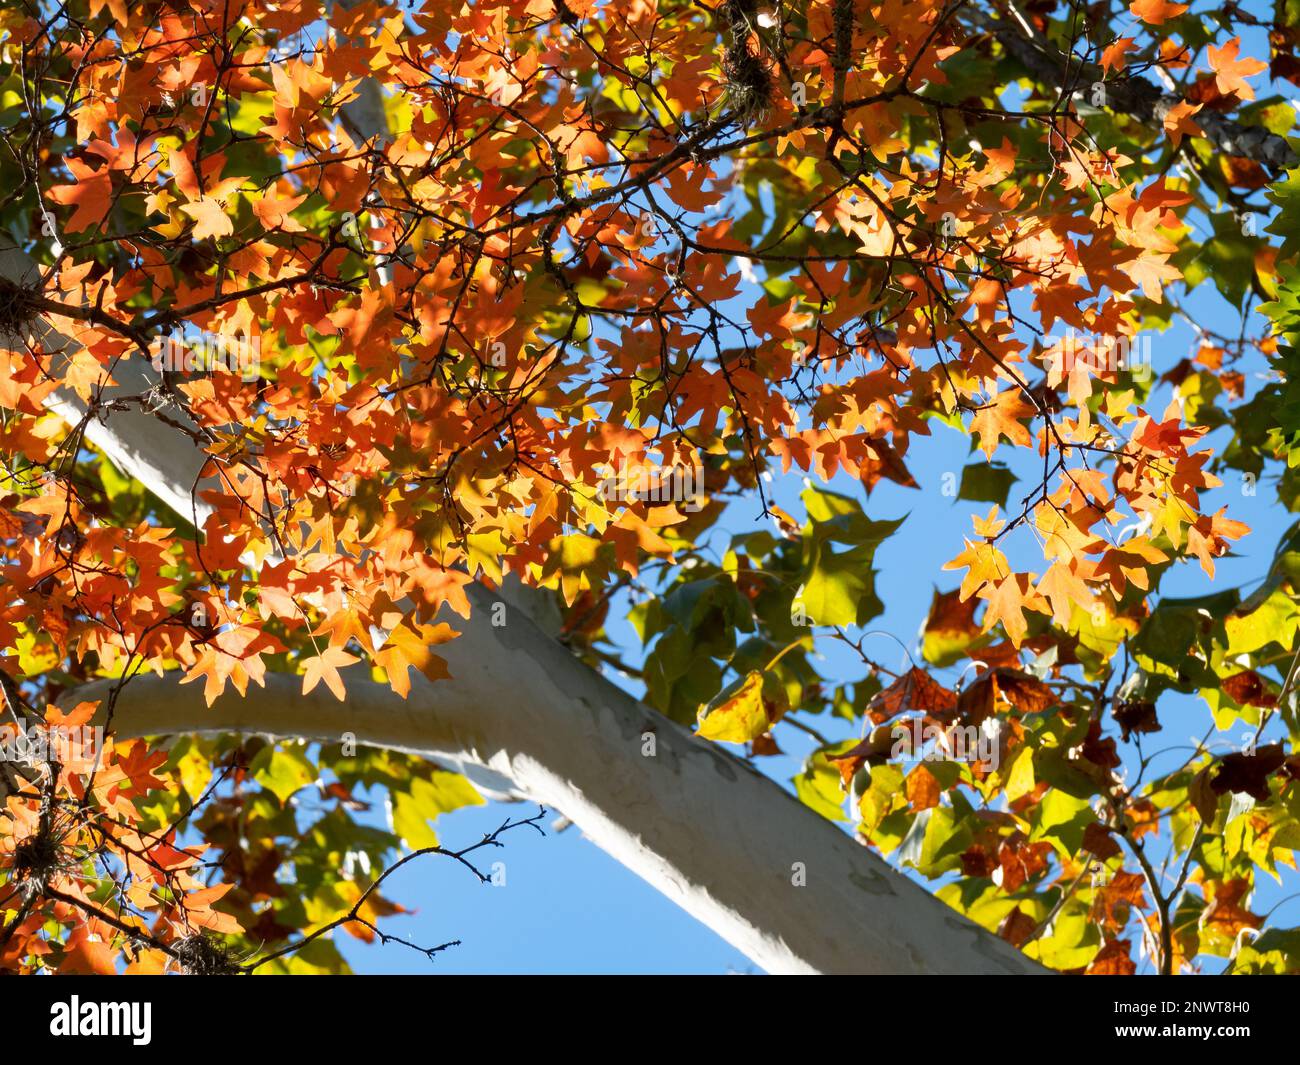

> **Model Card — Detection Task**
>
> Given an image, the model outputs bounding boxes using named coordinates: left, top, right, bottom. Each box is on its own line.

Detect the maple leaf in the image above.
left=179, top=883, right=244, bottom=935
left=1160, top=100, right=1202, bottom=147
left=1035, top=561, right=1091, bottom=625
left=867, top=667, right=957, bottom=722
left=823, top=722, right=898, bottom=786
left=945, top=537, right=1009, bottom=601
left=1211, top=744, right=1286, bottom=801
left=1128, top=0, right=1188, bottom=24
left=3, top=0, right=1292, bottom=978
left=1121, top=251, right=1181, bottom=301
left=1100, top=37, right=1137, bottom=73
left=252, top=190, right=307, bottom=232
left=1082, top=821, right=1122, bottom=861
left=970, top=390, right=1034, bottom=458
left=47, top=156, right=113, bottom=233
left=111, top=739, right=170, bottom=795
left=181, top=197, right=234, bottom=239
left=1220, top=670, right=1277, bottom=707
left=920, top=587, right=982, bottom=666
left=1207, top=38, right=1267, bottom=101
left=982, top=575, right=1030, bottom=647
left=301, top=647, right=360, bottom=701
left=0, top=351, right=60, bottom=414
left=696, top=671, right=789, bottom=743
left=905, top=765, right=942, bottom=811
left=1087, top=939, right=1137, bottom=975
left=374, top=620, right=459, bottom=698
left=58, top=926, right=120, bottom=975
left=958, top=667, right=1057, bottom=725
left=1201, top=878, right=1262, bottom=939
left=1114, top=699, right=1160, bottom=742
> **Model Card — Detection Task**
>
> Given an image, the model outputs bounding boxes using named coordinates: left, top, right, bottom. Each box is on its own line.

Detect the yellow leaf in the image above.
left=181, top=197, right=234, bottom=240
left=696, top=671, right=788, bottom=744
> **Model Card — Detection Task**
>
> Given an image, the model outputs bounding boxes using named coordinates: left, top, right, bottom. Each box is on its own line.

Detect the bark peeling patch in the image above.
left=945, top=915, right=1036, bottom=973
left=848, top=868, right=895, bottom=895
left=697, top=743, right=738, bottom=782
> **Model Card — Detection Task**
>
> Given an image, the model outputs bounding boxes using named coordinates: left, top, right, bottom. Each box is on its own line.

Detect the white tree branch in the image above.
left=74, top=589, right=1043, bottom=975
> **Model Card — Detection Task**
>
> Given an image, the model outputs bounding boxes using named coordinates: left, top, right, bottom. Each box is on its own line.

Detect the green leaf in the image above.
left=1225, top=586, right=1300, bottom=655
left=251, top=745, right=317, bottom=805
left=1182, top=211, right=1258, bottom=307
left=1267, top=169, right=1300, bottom=261
left=796, top=485, right=903, bottom=626
left=1030, top=789, right=1095, bottom=856
left=897, top=795, right=973, bottom=877
left=1004, top=746, right=1036, bottom=801
left=391, top=771, right=485, bottom=850
left=793, top=743, right=858, bottom=822
left=799, top=540, right=883, bottom=626
left=858, top=762, right=903, bottom=831
left=958, top=462, right=1017, bottom=506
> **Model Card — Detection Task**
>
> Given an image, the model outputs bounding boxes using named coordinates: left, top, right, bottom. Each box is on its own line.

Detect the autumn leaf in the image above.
left=1207, top=37, right=1268, bottom=101
left=696, top=671, right=789, bottom=743
left=1082, top=821, right=1122, bottom=861
left=905, top=764, right=942, bottom=811
left=1087, top=938, right=1137, bottom=975
left=982, top=575, right=1030, bottom=647
left=1113, top=699, right=1160, bottom=741
left=252, top=190, right=307, bottom=232
left=373, top=620, right=459, bottom=698
left=180, top=197, right=235, bottom=239
left=1221, top=670, right=1278, bottom=707
left=1160, top=100, right=1202, bottom=147
left=827, top=724, right=899, bottom=786
left=47, top=157, right=113, bottom=233
left=301, top=647, right=360, bottom=701
left=1211, top=744, right=1286, bottom=801
left=958, top=667, right=1057, bottom=725
left=867, top=667, right=957, bottom=722
left=920, top=587, right=982, bottom=666
left=0, top=0, right=1287, bottom=979
left=58, top=926, right=120, bottom=975
left=1099, top=37, right=1137, bottom=73
left=180, top=883, right=244, bottom=935
left=970, top=390, right=1034, bottom=458
left=1128, top=0, right=1188, bottom=24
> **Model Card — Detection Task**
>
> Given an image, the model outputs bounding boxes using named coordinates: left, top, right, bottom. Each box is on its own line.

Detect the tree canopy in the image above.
left=2, top=0, right=1300, bottom=974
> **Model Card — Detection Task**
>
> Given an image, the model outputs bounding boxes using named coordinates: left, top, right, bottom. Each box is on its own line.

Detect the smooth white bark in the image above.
left=75, top=588, right=1043, bottom=974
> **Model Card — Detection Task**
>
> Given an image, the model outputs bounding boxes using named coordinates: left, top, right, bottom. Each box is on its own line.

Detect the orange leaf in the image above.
left=970, top=390, right=1034, bottom=458
left=905, top=764, right=942, bottom=810
left=867, top=667, right=957, bottom=722
left=374, top=620, right=459, bottom=698
left=301, top=647, right=359, bottom=701
left=1207, top=37, right=1267, bottom=101
left=47, top=157, right=113, bottom=233
left=1128, top=0, right=1188, bottom=24
left=180, top=197, right=234, bottom=240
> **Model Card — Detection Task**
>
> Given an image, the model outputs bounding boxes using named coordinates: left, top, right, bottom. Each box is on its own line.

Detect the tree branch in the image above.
left=969, top=8, right=1297, bottom=174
